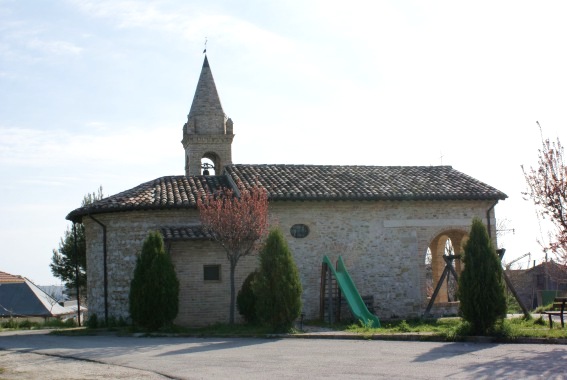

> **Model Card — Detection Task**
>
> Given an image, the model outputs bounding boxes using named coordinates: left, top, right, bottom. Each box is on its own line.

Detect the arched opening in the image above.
left=426, top=229, right=468, bottom=305
left=425, top=247, right=433, bottom=298
left=201, top=158, right=215, bottom=175
left=201, top=152, right=220, bottom=175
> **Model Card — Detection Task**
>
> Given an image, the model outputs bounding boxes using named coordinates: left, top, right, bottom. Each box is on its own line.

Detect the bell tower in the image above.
left=182, top=55, right=234, bottom=176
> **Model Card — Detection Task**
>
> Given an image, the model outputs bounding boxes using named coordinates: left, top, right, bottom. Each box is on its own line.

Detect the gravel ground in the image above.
left=0, top=351, right=171, bottom=380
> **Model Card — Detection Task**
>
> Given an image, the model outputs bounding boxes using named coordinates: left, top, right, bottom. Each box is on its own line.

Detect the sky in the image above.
left=1, top=0, right=566, bottom=285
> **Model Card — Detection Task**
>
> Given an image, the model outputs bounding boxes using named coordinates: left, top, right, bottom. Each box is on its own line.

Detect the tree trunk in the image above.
left=229, top=259, right=236, bottom=324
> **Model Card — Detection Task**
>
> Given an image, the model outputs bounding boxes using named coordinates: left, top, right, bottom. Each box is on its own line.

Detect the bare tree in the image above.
left=522, top=122, right=567, bottom=264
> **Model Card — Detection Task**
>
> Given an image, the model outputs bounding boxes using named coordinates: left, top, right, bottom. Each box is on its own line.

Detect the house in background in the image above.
left=506, top=261, right=567, bottom=309
left=0, top=270, right=82, bottom=322
left=38, top=284, right=69, bottom=304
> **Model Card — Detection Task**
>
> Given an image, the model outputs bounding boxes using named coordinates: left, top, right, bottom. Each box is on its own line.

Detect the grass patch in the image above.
left=341, top=315, right=567, bottom=340
left=501, top=315, right=567, bottom=339
left=15, top=315, right=567, bottom=341
left=0, top=318, right=84, bottom=336
left=533, top=303, right=554, bottom=313
left=346, top=317, right=461, bottom=335
left=0, top=318, right=76, bottom=331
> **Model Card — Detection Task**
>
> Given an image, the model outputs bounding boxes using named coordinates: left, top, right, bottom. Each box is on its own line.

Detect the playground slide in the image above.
left=322, top=255, right=381, bottom=328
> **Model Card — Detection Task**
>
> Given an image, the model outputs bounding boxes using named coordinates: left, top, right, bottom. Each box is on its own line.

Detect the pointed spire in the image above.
left=186, top=55, right=225, bottom=135
left=182, top=55, right=234, bottom=176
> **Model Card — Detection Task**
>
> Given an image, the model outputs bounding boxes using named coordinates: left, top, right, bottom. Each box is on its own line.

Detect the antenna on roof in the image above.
left=203, top=37, right=207, bottom=54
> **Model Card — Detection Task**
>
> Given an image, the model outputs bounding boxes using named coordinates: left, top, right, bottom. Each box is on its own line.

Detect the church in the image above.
left=67, top=56, right=507, bottom=326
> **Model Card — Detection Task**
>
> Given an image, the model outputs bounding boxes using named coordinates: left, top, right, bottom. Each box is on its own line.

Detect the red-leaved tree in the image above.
left=522, top=122, right=567, bottom=264
left=197, top=185, right=269, bottom=324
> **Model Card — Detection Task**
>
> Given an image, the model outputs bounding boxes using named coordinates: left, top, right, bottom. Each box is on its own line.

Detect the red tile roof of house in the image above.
left=0, top=271, right=25, bottom=283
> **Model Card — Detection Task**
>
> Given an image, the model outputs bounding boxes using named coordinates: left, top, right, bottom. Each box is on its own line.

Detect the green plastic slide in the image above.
left=322, top=255, right=381, bottom=328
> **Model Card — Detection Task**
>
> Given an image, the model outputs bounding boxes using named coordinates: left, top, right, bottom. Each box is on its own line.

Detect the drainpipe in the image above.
left=486, top=200, right=499, bottom=240
left=88, top=215, right=108, bottom=326
left=72, top=223, right=81, bottom=327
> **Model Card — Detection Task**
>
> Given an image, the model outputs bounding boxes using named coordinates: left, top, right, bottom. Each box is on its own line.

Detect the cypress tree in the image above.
left=129, top=231, right=179, bottom=330
left=457, top=218, right=506, bottom=335
left=254, top=228, right=302, bottom=332
left=237, top=270, right=259, bottom=324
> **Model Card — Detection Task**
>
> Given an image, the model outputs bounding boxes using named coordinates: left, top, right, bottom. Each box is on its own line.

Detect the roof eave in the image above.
left=66, top=203, right=200, bottom=223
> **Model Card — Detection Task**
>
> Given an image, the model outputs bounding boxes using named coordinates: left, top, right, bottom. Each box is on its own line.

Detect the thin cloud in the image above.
left=1, top=20, right=83, bottom=63
left=70, top=0, right=185, bottom=29
left=27, top=38, right=83, bottom=55
left=69, top=0, right=296, bottom=57
left=0, top=125, right=179, bottom=168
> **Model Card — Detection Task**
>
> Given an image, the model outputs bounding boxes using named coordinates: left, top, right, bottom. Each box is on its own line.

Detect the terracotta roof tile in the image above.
left=67, top=175, right=230, bottom=222
left=226, top=164, right=507, bottom=201
left=67, top=165, right=507, bottom=222
left=0, top=271, right=25, bottom=283
left=160, top=226, right=214, bottom=241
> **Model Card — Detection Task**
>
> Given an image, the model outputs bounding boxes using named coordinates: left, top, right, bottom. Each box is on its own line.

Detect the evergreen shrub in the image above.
left=129, top=231, right=179, bottom=330
left=237, top=270, right=259, bottom=324
left=457, top=218, right=506, bottom=335
left=86, top=313, right=98, bottom=329
left=254, top=228, right=302, bottom=332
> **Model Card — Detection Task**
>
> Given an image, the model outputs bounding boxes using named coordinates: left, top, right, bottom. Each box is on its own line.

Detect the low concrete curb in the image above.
left=45, top=327, right=567, bottom=345
left=279, top=331, right=567, bottom=345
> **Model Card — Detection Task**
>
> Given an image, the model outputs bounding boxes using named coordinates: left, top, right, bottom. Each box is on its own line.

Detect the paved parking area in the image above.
left=0, top=350, right=168, bottom=379
left=1, top=329, right=566, bottom=379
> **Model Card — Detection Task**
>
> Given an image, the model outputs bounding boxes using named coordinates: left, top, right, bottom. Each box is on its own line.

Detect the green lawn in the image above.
left=4, top=315, right=567, bottom=341
left=342, top=315, right=567, bottom=340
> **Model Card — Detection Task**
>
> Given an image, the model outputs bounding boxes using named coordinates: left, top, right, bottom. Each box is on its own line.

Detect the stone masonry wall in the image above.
left=270, top=199, right=498, bottom=320
left=84, top=209, right=202, bottom=323
left=84, top=199, right=499, bottom=325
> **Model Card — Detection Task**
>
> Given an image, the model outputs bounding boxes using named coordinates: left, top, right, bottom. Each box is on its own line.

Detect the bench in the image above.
left=542, top=297, right=566, bottom=328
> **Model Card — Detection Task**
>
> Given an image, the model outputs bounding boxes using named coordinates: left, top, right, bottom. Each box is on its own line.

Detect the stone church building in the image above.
left=67, top=56, right=507, bottom=326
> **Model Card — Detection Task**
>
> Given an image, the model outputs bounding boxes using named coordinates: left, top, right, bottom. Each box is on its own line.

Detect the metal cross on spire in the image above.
left=203, top=37, right=207, bottom=54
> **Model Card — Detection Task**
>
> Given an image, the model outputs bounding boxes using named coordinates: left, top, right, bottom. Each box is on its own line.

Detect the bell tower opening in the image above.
left=201, top=155, right=217, bottom=175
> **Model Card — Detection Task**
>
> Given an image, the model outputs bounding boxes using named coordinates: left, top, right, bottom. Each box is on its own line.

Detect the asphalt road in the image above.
left=1, top=330, right=567, bottom=379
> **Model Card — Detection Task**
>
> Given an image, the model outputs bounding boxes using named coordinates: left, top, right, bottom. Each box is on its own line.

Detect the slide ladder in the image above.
left=321, top=255, right=380, bottom=328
